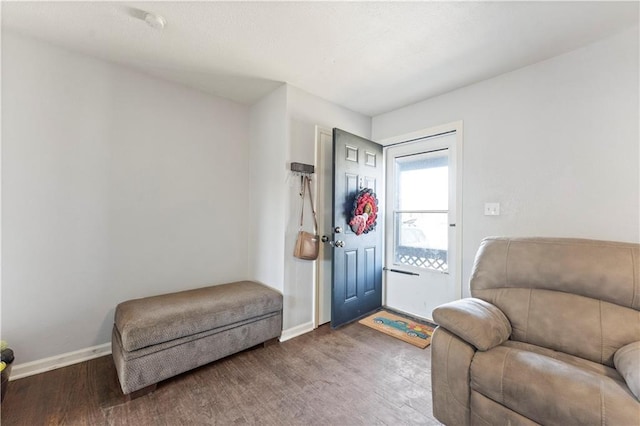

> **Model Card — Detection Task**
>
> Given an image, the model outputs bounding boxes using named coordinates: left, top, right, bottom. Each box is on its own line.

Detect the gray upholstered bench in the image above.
left=111, top=280, right=282, bottom=397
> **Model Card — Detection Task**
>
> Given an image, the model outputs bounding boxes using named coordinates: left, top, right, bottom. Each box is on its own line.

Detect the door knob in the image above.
left=322, top=237, right=345, bottom=247
left=334, top=226, right=343, bottom=234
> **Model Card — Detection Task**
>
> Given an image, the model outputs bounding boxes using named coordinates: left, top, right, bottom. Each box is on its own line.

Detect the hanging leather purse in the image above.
left=294, top=176, right=319, bottom=260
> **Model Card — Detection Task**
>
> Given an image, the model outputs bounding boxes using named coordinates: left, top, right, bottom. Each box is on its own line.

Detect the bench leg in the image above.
left=125, top=383, right=157, bottom=401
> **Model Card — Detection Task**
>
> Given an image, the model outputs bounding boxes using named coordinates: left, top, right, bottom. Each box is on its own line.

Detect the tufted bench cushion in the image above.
left=112, top=280, right=282, bottom=395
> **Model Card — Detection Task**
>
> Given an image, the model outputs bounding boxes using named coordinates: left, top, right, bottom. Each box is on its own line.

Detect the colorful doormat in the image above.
left=359, top=310, right=435, bottom=349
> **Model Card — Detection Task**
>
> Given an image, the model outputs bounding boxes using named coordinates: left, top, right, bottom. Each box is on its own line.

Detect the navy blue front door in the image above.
left=331, top=129, right=383, bottom=328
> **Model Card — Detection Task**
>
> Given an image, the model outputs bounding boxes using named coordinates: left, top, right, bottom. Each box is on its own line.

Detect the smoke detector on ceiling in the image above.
left=144, top=12, right=166, bottom=30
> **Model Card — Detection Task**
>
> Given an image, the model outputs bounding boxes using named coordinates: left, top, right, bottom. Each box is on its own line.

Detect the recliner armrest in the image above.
left=432, top=298, right=512, bottom=351
left=614, top=341, right=640, bottom=401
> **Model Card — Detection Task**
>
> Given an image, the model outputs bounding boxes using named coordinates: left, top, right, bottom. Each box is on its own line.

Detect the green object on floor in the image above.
left=1, top=344, right=14, bottom=404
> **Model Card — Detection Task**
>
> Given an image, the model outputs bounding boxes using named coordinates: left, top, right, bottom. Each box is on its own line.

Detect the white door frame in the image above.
left=379, top=121, right=464, bottom=317
left=313, top=125, right=333, bottom=328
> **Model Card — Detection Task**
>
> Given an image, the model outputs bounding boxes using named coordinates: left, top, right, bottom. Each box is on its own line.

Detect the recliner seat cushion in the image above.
left=115, top=281, right=283, bottom=352
left=500, top=340, right=623, bottom=381
left=470, top=344, right=639, bottom=425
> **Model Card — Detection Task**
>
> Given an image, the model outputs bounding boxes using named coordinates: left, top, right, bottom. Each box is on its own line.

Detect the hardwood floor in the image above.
left=1, top=322, right=441, bottom=425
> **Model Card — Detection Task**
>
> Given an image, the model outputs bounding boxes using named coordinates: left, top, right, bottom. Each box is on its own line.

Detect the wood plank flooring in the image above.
left=1, top=322, right=441, bottom=425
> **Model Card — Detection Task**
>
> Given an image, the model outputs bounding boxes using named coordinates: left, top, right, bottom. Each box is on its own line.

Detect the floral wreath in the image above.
left=348, top=188, right=378, bottom=235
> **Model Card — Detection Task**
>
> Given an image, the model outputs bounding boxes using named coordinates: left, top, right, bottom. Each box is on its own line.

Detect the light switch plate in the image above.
left=484, top=202, right=500, bottom=216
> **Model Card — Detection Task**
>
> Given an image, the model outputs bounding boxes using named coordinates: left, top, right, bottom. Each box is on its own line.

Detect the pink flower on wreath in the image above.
left=349, top=213, right=368, bottom=235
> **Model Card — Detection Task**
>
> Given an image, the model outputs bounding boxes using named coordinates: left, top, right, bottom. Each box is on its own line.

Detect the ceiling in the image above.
left=2, top=1, right=638, bottom=117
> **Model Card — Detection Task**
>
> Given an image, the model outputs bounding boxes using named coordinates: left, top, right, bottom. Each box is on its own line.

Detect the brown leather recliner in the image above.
left=431, top=237, right=640, bottom=425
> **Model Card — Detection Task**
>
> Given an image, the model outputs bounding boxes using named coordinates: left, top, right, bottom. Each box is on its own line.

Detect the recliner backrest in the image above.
left=470, top=237, right=640, bottom=366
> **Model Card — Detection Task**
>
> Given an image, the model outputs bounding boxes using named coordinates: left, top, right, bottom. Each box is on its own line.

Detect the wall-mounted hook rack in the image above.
left=290, top=162, right=315, bottom=175
left=290, top=162, right=315, bottom=197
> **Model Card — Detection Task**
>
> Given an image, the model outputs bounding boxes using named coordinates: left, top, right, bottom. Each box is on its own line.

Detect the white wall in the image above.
left=2, top=33, right=250, bottom=364
left=248, top=84, right=288, bottom=293
left=373, top=26, right=640, bottom=297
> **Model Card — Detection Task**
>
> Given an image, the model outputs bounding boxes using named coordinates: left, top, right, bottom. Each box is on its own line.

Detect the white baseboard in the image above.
left=10, top=342, right=112, bottom=381
left=10, top=322, right=316, bottom=379
left=279, top=321, right=314, bottom=342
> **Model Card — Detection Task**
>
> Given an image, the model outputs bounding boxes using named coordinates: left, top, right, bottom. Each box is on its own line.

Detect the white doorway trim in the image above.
left=313, top=125, right=333, bottom=328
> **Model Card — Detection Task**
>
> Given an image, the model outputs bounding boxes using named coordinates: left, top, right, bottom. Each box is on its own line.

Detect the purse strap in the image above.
left=306, top=176, right=318, bottom=234
left=299, top=175, right=318, bottom=234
